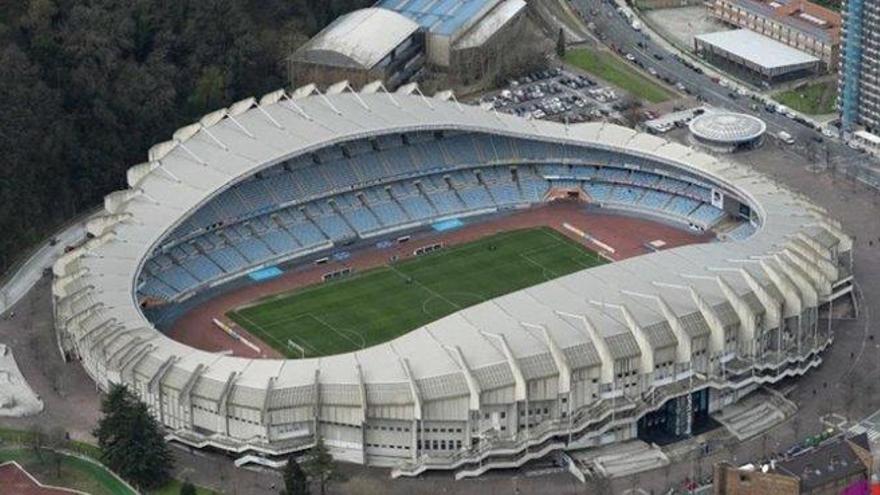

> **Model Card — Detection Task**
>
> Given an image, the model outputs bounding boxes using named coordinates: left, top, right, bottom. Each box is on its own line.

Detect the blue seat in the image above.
left=664, top=196, right=699, bottom=217
left=584, top=183, right=612, bottom=201
left=427, top=190, right=465, bottom=215
left=181, top=256, right=223, bottom=281
left=689, top=203, right=724, bottom=226
left=207, top=247, right=248, bottom=273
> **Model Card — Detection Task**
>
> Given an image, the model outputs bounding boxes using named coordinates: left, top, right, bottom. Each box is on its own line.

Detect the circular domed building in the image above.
left=689, top=112, right=766, bottom=153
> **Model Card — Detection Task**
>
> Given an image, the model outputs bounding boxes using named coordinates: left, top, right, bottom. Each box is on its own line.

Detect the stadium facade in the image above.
left=52, top=81, right=854, bottom=479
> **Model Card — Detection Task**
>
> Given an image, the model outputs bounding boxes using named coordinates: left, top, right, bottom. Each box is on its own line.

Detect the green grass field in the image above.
left=774, top=81, right=837, bottom=115
left=0, top=448, right=136, bottom=495
left=563, top=48, right=674, bottom=104
left=228, top=228, right=605, bottom=358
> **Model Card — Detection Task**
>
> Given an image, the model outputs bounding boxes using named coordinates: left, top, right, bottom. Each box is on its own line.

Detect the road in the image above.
left=0, top=216, right=90, bottom=316
left=568, top=0, right=880, bottom=187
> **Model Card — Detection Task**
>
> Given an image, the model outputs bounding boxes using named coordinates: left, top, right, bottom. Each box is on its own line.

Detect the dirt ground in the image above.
left=0, top=462, right=82, bottom=495
left=167, top=202, right=713, bottom=358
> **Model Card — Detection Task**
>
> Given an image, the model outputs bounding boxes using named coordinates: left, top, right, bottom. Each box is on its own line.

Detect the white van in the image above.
left=777, top=131, right=795, bottom=145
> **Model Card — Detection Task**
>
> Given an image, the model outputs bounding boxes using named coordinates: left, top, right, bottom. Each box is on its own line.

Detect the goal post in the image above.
left=287, top=339, right=306, bottom=359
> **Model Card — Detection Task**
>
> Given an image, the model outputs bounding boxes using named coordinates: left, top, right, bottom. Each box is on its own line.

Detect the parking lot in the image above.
left=477, top=67, right=626, bottom=124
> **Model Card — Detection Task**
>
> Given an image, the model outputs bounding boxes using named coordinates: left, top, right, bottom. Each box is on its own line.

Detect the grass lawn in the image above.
left=0, top=448, right=136, bottom=495
left=229, top=227, right=605, bottom=358
left=774, top=81, right=837, bottom=115
left=563, top=48, right=674, bottom=103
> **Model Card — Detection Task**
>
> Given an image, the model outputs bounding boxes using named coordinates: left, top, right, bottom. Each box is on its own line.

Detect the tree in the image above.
left=556, top=28, right=567, bottom=58
left=27, top=424, right=46, bottom=463
left=618, top=95, right=644, bottom=127
left=94, top=384, right=174, bottom=490
left=0, top=0, right=372, bottom=274
left=302, top=437, right=344, bottom=495
left=180, top=481, right=197, bottom=495
left=46, top=426, right=68, bottom=479
left=281, top=456, right=310, bottom=495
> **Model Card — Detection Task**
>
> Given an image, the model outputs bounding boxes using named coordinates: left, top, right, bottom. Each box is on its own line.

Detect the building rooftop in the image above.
left=719, top=0, right=840, bottom=42
left=293, top=8, right=420, bottom=69
left=376, top=0, right=500, bottom=37
left=454, top=0, right=525, bottom=49
left=689, top=112, right=767, bottom=143
left=774, top=434, right=870, bottom=491
left=695, top=29, right=820, bottom=70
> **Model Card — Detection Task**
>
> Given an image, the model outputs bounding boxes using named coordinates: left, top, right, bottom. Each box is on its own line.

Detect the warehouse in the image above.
left=376, top=0, right=529, bottom=83
left=694, top=29, right=821, bottom=84
left=288, top=8, right=425, bottom=89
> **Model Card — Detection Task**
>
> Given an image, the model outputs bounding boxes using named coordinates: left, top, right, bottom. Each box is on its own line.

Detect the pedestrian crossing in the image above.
left=848, top=408, right=880, bottom=444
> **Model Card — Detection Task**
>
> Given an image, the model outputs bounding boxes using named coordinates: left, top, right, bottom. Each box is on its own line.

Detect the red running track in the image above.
left=166, top=202, right=714, bottom=359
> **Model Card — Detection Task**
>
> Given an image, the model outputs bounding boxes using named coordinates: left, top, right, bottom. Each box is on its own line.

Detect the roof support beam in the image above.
left=555, top=311, right=614, bottom=383
left=480, top=332, right=526, bottom=401
left=522, top=322, right=570, bottom=394
left=148, top=356, right=177, bottom=394
left=399, top=358, right=422, bottom=420
left=446, top=345, right=481, bottom=411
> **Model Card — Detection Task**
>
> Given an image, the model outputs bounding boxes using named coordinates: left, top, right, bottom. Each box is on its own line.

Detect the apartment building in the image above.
left=838, top=0, right=880, bottom=133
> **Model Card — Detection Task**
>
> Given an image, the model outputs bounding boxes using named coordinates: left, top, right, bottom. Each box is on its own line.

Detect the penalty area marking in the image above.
left=232, top=312, right=309, bottom=357
left=562, top=222, right=617, bottom=260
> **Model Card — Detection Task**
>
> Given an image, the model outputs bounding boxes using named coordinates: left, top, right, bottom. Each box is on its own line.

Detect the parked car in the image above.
left=777, top=131, right=795, bottom=144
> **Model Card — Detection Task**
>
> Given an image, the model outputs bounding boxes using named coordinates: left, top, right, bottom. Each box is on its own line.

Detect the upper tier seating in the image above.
left=139, top=134, right=734, bottom=302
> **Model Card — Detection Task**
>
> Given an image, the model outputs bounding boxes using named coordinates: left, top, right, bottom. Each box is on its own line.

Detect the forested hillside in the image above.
left=0, top=0, right=369, bottom=273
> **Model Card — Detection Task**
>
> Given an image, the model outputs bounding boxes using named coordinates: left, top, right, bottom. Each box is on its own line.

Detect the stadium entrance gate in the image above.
left=636, top=389, right=711, bottom=445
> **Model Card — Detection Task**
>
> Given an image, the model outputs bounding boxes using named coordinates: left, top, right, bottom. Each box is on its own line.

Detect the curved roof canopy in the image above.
left=53, top=83, right=849, bottom=399
left=689, top=112, right=767, bottom=144
left=294, top=8, right=420, bottom=70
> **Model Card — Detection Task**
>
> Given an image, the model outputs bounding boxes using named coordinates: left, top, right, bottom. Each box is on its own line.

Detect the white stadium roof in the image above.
left=694, top=29, right=820, bottom=70
left=54, top=83, right=849, bottom=408
left=293, top=8, right=420, bottom=69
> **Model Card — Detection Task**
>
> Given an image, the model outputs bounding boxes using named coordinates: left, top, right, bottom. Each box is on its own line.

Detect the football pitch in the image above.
left=227, top=227, right=606, bottom=358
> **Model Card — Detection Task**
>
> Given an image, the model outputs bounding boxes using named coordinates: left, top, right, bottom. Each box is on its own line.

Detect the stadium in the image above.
left=51, top=80, right=853, bottom=479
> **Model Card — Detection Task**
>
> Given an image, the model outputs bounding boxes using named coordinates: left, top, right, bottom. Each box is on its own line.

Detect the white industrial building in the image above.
left=52, top=81, right=854, bottom=480
left=695, top=29, right=821, bottom=83
left=289, top=8, right=425, bottom=89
